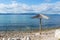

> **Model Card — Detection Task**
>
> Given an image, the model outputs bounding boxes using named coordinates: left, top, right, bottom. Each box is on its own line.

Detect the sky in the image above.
left=0, top=0, right=60, bottom=14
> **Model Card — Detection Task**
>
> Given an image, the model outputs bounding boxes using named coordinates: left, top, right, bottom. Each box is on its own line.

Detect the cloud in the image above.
left=0, top=1, right=60, bottom=14
left=47, top=2, right=60, bottom=14
left=31, top=2, right=60, bottom=14
left=0, top=1, right=32, bottom=13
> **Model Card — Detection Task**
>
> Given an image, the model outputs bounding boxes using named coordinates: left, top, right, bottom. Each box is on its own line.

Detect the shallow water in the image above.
left=0, top=13, right=59, bottom=31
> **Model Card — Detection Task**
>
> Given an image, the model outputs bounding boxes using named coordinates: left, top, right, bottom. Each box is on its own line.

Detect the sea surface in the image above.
left=0, top=13, right=59, bottom=31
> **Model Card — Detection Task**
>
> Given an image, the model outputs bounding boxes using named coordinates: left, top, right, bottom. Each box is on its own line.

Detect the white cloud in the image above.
left=0, top=1, right=31, bottom=13
left=0, top=1, right=60, bottom=14
left=32, top=3, right=50, bottom=12
left=31, top=2, right=60, bottom=14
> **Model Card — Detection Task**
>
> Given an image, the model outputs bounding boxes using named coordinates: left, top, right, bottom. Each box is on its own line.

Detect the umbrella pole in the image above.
left=40, top=18, right=42, bottom=33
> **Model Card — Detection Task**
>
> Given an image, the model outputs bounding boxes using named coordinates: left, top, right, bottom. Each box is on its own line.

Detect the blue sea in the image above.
left=0, top=13, right=60, bottom=31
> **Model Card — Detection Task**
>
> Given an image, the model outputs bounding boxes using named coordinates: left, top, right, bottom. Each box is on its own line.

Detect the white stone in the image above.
left=55, top=29, right=60, bottom=39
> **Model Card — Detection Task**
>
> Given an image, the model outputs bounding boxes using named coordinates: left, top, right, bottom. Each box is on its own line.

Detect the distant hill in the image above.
left=0, top=13, right=60, bottom=15
left=0, top=13, right=38, bottom=15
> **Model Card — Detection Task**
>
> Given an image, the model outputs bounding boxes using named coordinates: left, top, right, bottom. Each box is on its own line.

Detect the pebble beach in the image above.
left=0, top=29, right=59, bottom=40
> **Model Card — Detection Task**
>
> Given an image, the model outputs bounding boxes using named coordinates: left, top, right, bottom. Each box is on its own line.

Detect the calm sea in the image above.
left=0, top=13, right=60, bottom=31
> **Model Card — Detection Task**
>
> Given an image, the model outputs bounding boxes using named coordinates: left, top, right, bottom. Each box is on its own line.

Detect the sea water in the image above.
left=0, top=13, right=59, bottom=31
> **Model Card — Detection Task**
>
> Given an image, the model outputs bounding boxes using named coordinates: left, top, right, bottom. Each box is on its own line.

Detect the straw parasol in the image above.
left=32, top=14, right=49, bottom=32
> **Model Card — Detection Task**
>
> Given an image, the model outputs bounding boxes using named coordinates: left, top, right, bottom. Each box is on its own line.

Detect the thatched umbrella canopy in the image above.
left=32, top=14, right=49, bottom=32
